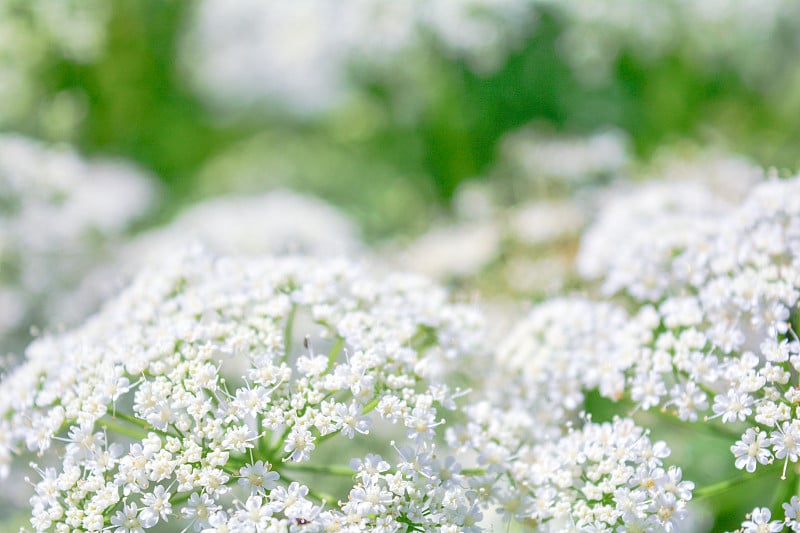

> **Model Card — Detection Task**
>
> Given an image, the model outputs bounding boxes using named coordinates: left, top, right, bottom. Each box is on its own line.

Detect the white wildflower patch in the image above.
left=496, top=298, right=648, bottom=431
left=543, top=0, right=800, bottom=90
left=0, top=249, right=487, bottom=531
left=576, top=177, right=800, bottom=478
left=498, top=128, right=630, bottom=186
left=0, top=0, right=110, bottom=128
left=577, top=180, right=731, bottom=301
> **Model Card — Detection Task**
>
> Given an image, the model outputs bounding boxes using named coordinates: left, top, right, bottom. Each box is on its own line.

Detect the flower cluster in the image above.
left=577, top=176, right=800, bottom=489
left=578, top=150, right=763, bottom=301
left=0, top=249, right=487, bottom=531
left=577, top=180, right=731, bottom=301
left=0, top=134, right=155, bottom=345
left=638, top=178, right=799, bottom=469
left=445, top=298, right=695, bottom=530
left=486, top=174, right=800, bottom=528
left=449, top=413, right=693, bottom=531
left=495, top=298, right=648, bottom=431
left=497, top=128, right=629, bottom=190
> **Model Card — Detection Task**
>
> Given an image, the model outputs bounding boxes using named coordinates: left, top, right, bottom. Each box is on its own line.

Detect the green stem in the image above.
left=281, top=463, right=353, bottom=477
left=326, top=336, right=345, bottom=372
left=114, top=411, right=147, bottom=428
left=636, top=406, right=743, bottom=441
left=362, top=397, right=380, bottom=415
left=315, top=430, right=340, bottom=446
left=307, top=488, right=338, bottom=505
left=112, top=410, right=176, bottom=438
left=770, top=465, right=799, bottom=519
left=256, top=414, right=270, bottom=460
left=283, top=305, right=297, bottom=363
left=221, top=464, right=240, bottom=477
left=170, top=490, right=196, bottom=507
left=269, top=425, right=293, bottom=458
left=695, top=464, right=780, bottom=501
left=98, top=417, right=149, bottom=440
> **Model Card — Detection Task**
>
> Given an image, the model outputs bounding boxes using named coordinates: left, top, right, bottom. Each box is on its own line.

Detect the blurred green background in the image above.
left=3, top=1, right=800, bottom=530
left=8, top=1, right=800, bottom=241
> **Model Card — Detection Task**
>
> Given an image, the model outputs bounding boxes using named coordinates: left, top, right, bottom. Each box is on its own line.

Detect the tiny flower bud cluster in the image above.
left=449, top=412, right=693, bottom=531
left=496, top=297, right=648, bottom=430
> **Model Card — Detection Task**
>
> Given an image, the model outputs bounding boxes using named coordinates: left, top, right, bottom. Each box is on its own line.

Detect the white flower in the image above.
left=110, top=502, right=145, bottom=533
left=238, top=461, right=280, bottom=494
left=731, top=429, right=773, bottom=473
left=283, top=426, right=316, bottom=463
left=740, top=507, right=783, bottom=533
left=712, top=390, right=754, bottom=424
left=784, top=496, right=800, bottom=531
left=139, top=485, right=172, bottom=526
left=499, top=128, right=629, bottom=184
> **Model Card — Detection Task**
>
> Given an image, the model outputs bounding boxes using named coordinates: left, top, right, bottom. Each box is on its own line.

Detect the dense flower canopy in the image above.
left=0, top=249, right=489, bottom=531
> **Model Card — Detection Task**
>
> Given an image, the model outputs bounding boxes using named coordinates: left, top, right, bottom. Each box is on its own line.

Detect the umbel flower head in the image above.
left=450, top=301, right=694, bottom=530
left=0, top=248, right=486, bottom=532
left=578, top=177, right=800, bottom=458
left=448, top=409, right=694, bottom=531
left=519, top=176, right=800, bottom=462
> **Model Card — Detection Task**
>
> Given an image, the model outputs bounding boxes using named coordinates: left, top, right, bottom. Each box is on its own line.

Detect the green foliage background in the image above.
left=12, top=1, right=800, bottom=241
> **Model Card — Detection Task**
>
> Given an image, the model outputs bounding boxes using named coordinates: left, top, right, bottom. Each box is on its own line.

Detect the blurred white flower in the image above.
left=546, top=0, right=800, bottom=90
left=499, top=128, right=630, bottom=185
left=0, top=249, right=489, bottom=531
left=392, top=220, right=503, bottom=281
left=0, top=135, right=156, bottom=344
left=182, top=0, right=536, bottom=114
left=509, top=200, right=584, bottom=245
left=50, top=190, right=362, bottom=326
